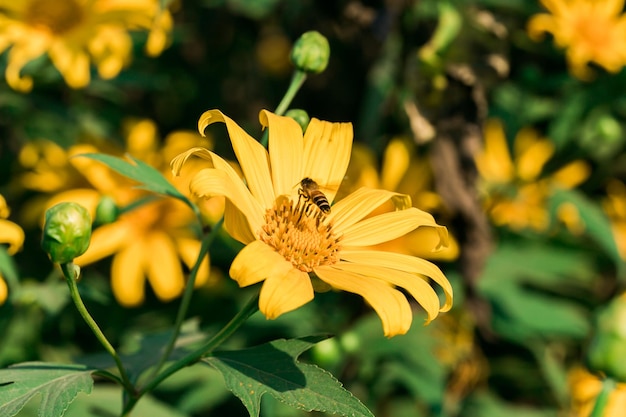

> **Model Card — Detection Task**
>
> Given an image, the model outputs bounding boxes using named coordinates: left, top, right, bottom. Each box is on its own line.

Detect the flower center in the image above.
left=259, top=197, right=341, bottom=273
left=25, top=0, right=84, bottom=34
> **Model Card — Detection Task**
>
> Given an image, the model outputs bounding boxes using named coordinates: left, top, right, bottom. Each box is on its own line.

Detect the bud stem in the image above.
left=261, top=70, right=308, bottom=147
left=60, top=262, right=134, bottom=393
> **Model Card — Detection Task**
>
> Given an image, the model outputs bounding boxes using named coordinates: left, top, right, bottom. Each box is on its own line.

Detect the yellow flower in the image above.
left=527, top=0, right=626, bottom=79
left=569, top=367, right=626, bottom=417
left=0, top=194, right=25, bottom=304
left=475, top=119, right=589, bottom=232
left=172, top=110, right=453, bottom=337
left=47, top=120, right=214, bottom=307
left=340, top=137, right=459, bottom=261
left=0, top=0, right=172, bottom=91
left=604, top=180, right=626, bottom=260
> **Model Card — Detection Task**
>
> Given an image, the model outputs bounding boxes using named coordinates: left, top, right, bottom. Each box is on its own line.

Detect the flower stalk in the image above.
left=60, top=262, right=134, bottom=393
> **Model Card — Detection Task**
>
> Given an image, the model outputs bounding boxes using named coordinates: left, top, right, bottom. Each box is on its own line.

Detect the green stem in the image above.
left=147, top=217, right=224, bottom=380
left=275, top=70, right=307, bottom=116
left=261, top=70, right=307, bottom=147
left=590, top=377, right=616, bottom=417
left=60, top=263, right=134, bottom=393
left=121, top=291, right=260, bottom=415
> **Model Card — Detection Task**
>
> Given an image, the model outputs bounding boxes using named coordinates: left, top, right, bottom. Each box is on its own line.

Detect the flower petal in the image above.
left=190, top=168, right=263, bottom=244
left=328, top=187, right=411, bottom=231
left=170, top=147, right=214, bottom=176
left=75, top=221, right=131, bottom=266
left=260, top=268, right=314, bottom=319
left=0, top=219, right=24, bottom=255
left=315, top=265, right=412, bottom=337
left=476, top=119, right=514, bottom=184
left=331, top=262, right=441, bottom=324
left=176, top=237, right=210, bottom=287
left=198, top=110, right=274, bottom=207
left=111, top=240, right=146, bottom=307
left=0, top=276, right=6, bottom=305
left=145, top=231, right=185, bottom=301
left=302, top=118, right=353, bottom=203
left=340, top=250, right=453, bottom=313
left=339, top=207, right=448, bottom=249
left=259, top=110, right=304, bottom=197
left=230, top=240, right=293, bottom=287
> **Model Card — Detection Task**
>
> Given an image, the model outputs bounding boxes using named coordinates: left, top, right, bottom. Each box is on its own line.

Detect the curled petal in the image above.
left=171, top=147, right=214, bottom=176
left=340, top=250, right=453, bottom=313
left=198, top=109, right=274, bottom=207
left=315, top=265, right=412, bottom=337
left=190, top=168, right=263, bottom=243
left=260, top=269, right=314, bottom=319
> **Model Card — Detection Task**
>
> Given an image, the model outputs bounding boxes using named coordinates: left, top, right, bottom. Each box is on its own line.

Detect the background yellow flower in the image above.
left=475, top=119, right=589, bottom=232
left=0, top=0, right=172, bottom=91
left=528, top=0, right=626, bottom=79
left=0, top=195, right=25, bottom=304
left=45, top=119, right=216, bottom=306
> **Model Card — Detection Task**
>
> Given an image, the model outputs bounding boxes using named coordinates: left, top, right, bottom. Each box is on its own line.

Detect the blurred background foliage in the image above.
left=2, top=0, right=626, bottom=416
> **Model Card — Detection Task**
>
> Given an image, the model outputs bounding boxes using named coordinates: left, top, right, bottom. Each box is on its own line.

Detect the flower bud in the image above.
left=285, top=109, right=310, bottom=132
left=94, top=195, right=119, bottom=226
left=290, top=31, right=330, bottom=74
left=41, top=202, right=92, bottom=264
left=587, top=293, right=626, bottom=382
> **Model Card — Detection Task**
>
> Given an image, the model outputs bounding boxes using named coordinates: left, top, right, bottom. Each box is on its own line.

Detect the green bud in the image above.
left=290, top=31, right=330, bottom=74
left=94, top=195, right=119, bottom=226
left=42, top=202, right=92, bottom=264
left=587, top=294, right=626, bottom=382
left=285, top=109, right=310, bottom=132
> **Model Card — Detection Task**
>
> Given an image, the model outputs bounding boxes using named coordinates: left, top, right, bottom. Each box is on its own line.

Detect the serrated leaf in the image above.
left=203, top=336, right=374, bottom=417
left=77, top=153, right=195, bottom=210
left=0, top=362, right=95, bottom=417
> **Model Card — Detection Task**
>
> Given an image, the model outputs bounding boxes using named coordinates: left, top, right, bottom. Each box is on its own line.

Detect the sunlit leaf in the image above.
left=203, top=336, right=374, bottom=417
left=0, top=362, right=94, bottom=417
left=78, top=153, right=195, bottom=211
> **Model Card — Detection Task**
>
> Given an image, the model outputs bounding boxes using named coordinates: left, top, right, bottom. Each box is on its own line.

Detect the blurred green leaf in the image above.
left=204, top=336, right=374, bottom=417
left=346, top=313, right=447, bottom=408
left=462, top=391, right=558, bottom=417
left=478, top=240, right=592, bottom=342
left=0, top=248, right=19, bottom=290
left=549, top=188, right=625, bottom=278
left=0, top=362, right=94, bottom=417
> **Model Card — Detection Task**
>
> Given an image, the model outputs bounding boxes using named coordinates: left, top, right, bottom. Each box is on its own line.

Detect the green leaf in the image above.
left=549, top=188, right=626, bottom=278
left=478, top=240, right=593, bottom=342
left=203, top=336, right=374, bottom=417
left=77, top=153, right=195, bottom=211
left=0, top=362, right=94, bottom=417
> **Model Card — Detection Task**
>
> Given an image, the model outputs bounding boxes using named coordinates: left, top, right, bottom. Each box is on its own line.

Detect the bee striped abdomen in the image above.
left=299, top=177, right=331, bottom=214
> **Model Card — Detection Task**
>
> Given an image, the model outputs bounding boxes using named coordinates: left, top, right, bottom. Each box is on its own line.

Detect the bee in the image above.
left=298, top=177, right=331, bottom=214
